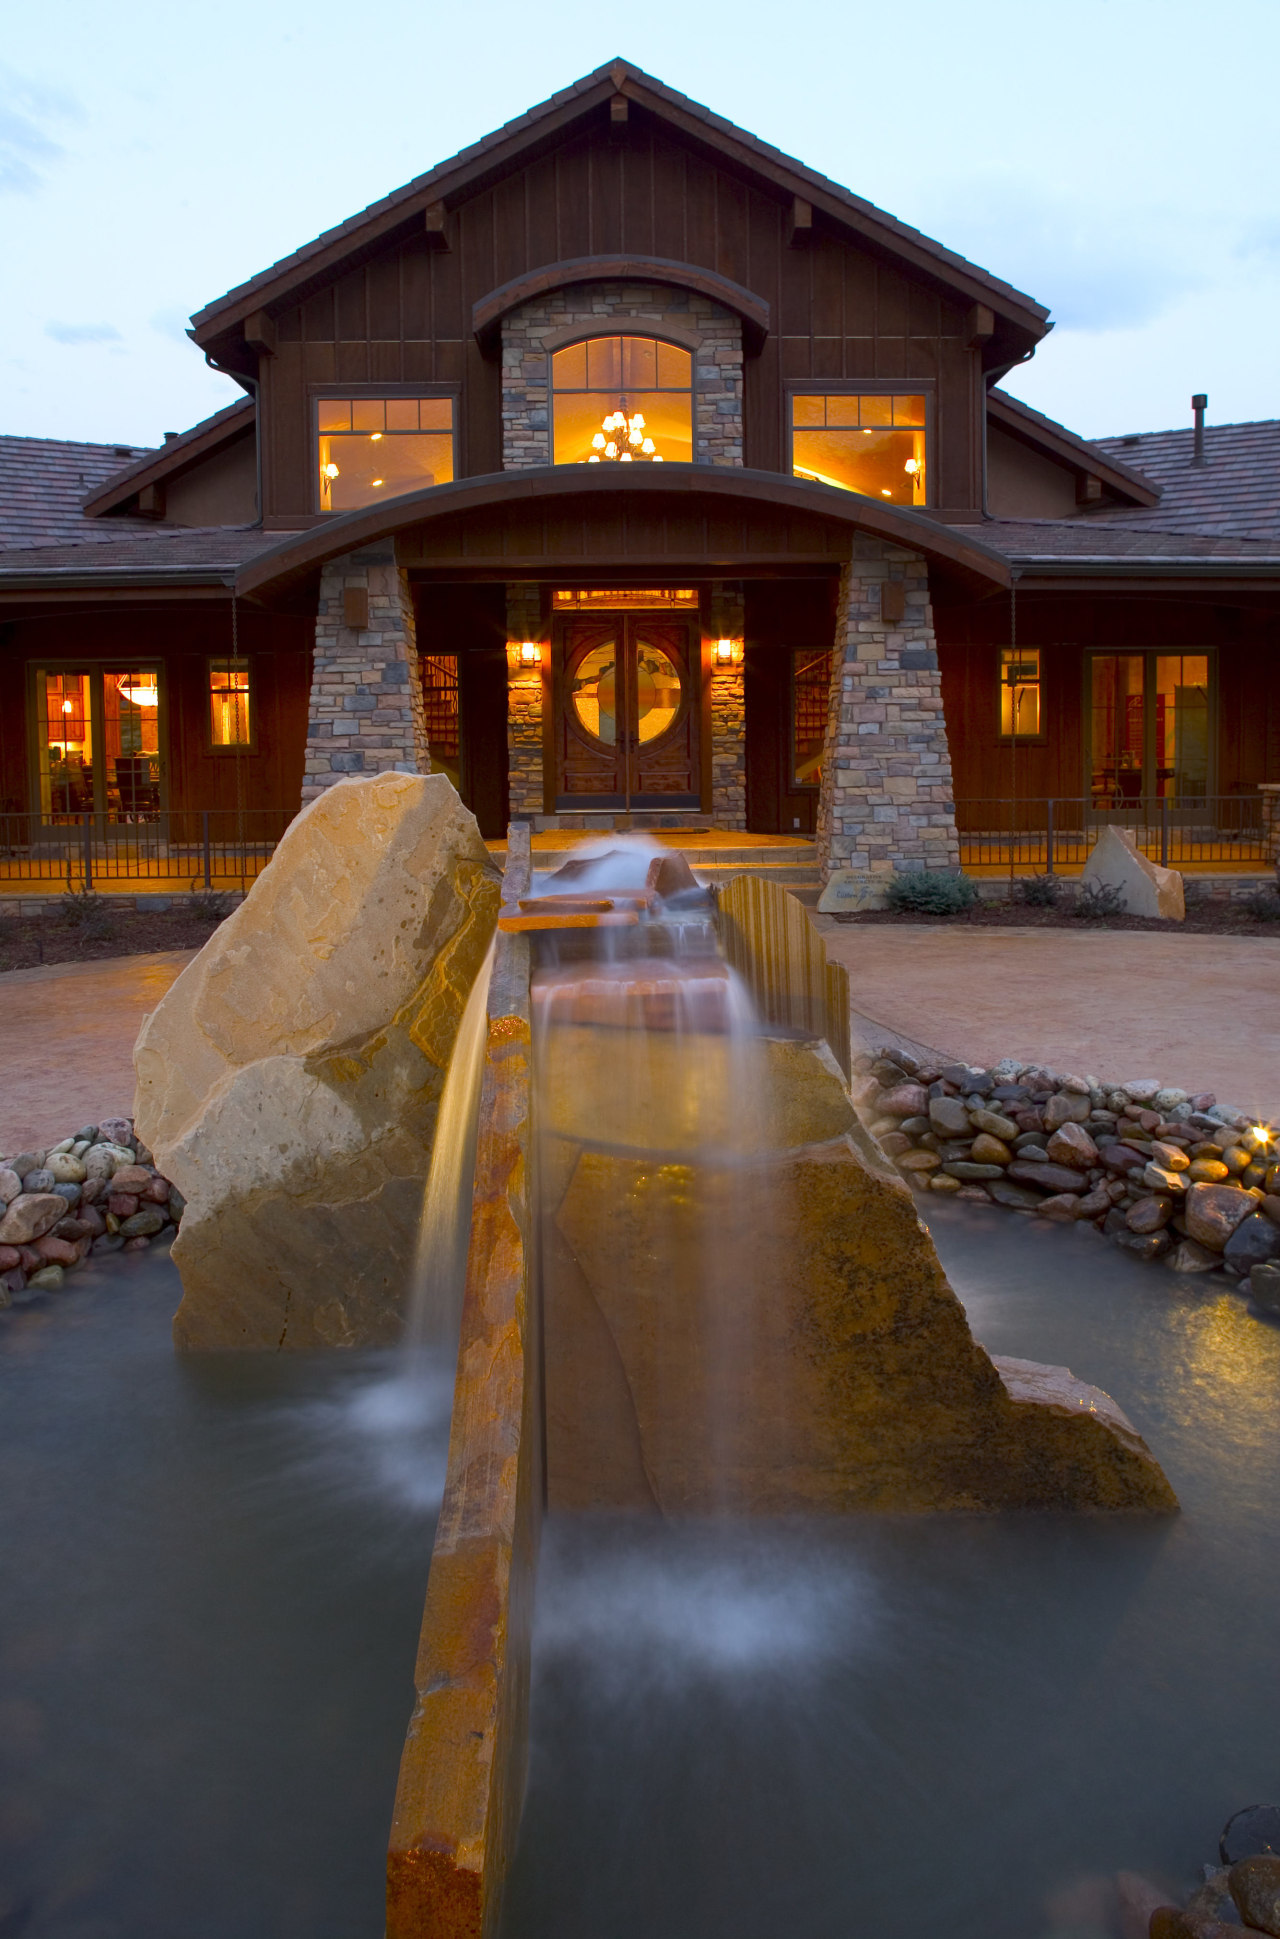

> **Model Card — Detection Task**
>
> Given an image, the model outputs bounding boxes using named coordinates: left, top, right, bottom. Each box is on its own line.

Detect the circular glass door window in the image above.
left=635, top=642, right=683, bottom=743
left=570, top=644, right=618, bottom=744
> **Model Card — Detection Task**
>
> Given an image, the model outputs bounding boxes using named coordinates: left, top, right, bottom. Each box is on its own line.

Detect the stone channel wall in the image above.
left=302, top=545, right=430, bottom=805
left=500, top=282, right=744, bottom=470
left=817, top=542, right=959, bottom=880
left=387, top=934, right=540, bottom=1939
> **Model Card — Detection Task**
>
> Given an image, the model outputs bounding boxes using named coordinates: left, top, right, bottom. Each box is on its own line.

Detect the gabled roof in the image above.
left=1085, top=419, right=1280, bottom=541
left=987, top=389, right=1160, bottom=508
left=81, top=399, right=255, bottom=519
left=0, top=434, right=160, bottom=549
left=190, top=59, right=1050, bottom=368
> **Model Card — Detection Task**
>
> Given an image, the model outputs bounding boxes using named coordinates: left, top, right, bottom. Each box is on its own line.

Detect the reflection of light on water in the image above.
left=536, top=1525, right=880, bottom=1685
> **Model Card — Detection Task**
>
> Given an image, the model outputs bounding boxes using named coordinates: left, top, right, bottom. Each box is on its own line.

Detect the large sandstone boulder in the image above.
left=134, top=775, right=501, bottom=1349
left=1080, top=825, right=1184, bottom=920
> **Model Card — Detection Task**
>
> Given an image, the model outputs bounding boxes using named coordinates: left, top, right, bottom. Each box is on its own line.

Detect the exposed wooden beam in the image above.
left=136, top=483, right=166, bottom=520
left=609, top=92, right=628, bottom=124
left=788, top=196, right=813, bottom=246
left=243, top=310, right=276, bottom=357
left=965, top=303, right=995, bottom=347
left=1076, top=473, right=1104, bottom=505
left=424, top=202, right=450, bottom=250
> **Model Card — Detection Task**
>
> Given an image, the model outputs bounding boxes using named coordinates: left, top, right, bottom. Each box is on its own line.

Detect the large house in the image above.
left=2, top=60, right=1278, bottom=888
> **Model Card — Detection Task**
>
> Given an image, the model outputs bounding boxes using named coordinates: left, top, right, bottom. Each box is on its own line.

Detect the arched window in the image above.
left=551, top=336, right=693, bottom=466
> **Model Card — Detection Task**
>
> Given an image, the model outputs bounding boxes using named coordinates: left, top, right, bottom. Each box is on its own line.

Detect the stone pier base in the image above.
left=302, top=544, right=430, bottom=805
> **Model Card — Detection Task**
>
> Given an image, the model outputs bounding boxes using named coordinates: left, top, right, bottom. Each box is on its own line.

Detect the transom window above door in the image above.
left=316, top=396, right=454, bottom=512
left=552, top=337, right=693, bottom=466
left=790, top=393, right=927, bottom=505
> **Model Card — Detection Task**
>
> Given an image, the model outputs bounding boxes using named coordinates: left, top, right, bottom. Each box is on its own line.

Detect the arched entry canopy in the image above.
left=235, top=465, right=1013, bottom=605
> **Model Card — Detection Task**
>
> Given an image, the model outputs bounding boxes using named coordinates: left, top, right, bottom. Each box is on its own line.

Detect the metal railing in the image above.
left=956, top=796, right=1271, bottom=874
left=0, top=809, right=295, bottom=892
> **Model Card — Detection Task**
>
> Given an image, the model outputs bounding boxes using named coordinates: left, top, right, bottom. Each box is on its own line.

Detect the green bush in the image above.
left=1072, top=880, right=1126, bottom=920
left=1014, top=873, right=1065, bottom=908
left=58, top=890, right=117, bottom=939
left=1243, top=889, right=1280, bottom=922
left=187, top=889, right=238, bottom=924
left=884, top=870, right=979, bottom=916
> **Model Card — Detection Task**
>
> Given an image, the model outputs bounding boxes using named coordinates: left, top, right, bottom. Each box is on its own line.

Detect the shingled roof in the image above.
left=1086, top=419, right=1280, bottom=541
left=0, top=434, right=161, bottom=549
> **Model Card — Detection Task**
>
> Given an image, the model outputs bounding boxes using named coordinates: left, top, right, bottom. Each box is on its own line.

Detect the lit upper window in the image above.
left=317, top=397, right=454, bottom=512
left=790, top=394, right=926, bottom=505
left=552, top=337, right=692, bottom=466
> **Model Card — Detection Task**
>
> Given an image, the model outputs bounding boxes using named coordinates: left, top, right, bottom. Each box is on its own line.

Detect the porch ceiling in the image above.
left=234, top=466, right=1013, bottom=605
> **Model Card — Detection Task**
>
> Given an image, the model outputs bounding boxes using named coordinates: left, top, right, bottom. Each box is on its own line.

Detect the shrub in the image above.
left=187, top=889, right=238, bottom=924
left=1072, top=880, right=1126, bottom=920
left=1243, top=888, right=1280, bottom=922
left=1014, top=873, right=1065, bottom=908
left=884, top=870, right=979, bottom=916
left=58, top=890, right=117, bottom=939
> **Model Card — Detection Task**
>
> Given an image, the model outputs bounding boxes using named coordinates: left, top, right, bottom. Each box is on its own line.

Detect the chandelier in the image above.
left=587, top=405, right=663, bottom=463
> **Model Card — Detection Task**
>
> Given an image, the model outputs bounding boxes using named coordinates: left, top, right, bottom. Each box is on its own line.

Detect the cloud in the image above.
left=45, top=321, right=123, bottom=345
left=910, top=177, right=1204, bottom=333
left=0, top=66, right=80, bottom=194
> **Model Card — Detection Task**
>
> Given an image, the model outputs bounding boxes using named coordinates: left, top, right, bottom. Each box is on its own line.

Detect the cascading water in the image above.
left=403, top=935, right=496, bottom=1358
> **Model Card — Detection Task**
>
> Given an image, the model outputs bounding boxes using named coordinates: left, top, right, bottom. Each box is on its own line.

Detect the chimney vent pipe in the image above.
left=1191, top=393, right=1207, bottom=467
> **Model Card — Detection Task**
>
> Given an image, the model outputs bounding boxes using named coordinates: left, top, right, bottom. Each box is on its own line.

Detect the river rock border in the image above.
left=0, top=1116, right=183, bottom=1307
left=854, top=1051, right=1280, bottom=1308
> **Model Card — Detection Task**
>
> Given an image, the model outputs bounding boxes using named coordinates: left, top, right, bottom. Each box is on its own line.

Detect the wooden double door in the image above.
left=553, top=613, right=702, bottom=810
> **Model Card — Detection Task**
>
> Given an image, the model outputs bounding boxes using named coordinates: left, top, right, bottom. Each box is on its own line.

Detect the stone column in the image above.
left=1260, top=784, right=1280, bottom=867
left=816, top=541, right=959, bottom=883
left=709, top=583, right=746, bottom=829
left=301, top=545, right=429, bottom=805
left=506, top=584, right=545, bottom=818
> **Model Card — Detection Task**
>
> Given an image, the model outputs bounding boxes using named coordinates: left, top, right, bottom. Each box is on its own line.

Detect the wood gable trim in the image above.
left=988, top=390, right=1161, bottom=508
left=472, top=256, right=770, bottom=351
left=188, top=60, right=1049, bottom=365
left=81, top=400, right=256, bottom=518
left=233, top=465, right=1013, bottom=603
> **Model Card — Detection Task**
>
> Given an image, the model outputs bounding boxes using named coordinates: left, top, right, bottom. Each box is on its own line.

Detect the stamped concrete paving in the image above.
left=815, top=920, right=1280, bottom=1123
left=0, top=951, right=197, bottom=1156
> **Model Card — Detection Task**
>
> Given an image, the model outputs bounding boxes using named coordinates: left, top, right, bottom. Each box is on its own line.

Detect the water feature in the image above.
left=502, top=1203, right=1280, bottom=1938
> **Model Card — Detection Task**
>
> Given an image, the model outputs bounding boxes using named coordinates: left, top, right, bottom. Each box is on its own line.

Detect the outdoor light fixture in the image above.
left=715, top=639, right=734, bottom=665
left=519, top=641, right=540, bottom=666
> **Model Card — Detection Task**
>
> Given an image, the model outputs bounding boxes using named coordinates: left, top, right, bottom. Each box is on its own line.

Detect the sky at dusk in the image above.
left=4, top=0, right=1279, bottom=450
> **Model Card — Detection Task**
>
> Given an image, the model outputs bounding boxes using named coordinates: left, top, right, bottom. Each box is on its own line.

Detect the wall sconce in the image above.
left=508, top=640, right=543, bottom=671
left=715, top=638, right=733, bottom=665
left=520, top=641, right=540, bottom=666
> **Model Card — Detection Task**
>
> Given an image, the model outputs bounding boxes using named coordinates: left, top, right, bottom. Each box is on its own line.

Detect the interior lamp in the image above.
left=116, top=676, right=159, bottom=708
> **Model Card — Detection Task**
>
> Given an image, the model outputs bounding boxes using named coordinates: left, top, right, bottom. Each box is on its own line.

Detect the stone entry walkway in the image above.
left=0, top=951, right=197, bottom=1155
left=815, top=919, right=1280, bottom=1124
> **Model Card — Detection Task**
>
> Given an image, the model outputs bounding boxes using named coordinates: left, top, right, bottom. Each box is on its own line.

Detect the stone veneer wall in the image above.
left=816, top=542, right=960, bottom=877
left=709, top=583, right=746, bottom=830
left=500, top=282, right=743, bottom=470
left=302, top=545, right=430, bottom=805
left=505, top=583, right=545, bottom=817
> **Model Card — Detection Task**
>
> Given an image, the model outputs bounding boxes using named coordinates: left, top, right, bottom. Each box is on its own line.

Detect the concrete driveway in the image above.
left=815, top=919, right=1280, bottom=1123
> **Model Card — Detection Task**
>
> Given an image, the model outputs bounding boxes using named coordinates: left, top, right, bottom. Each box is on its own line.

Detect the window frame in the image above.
left=309, top=383, right=462, bottom=515
left=206, top=656, right=255, bottom=754
left=783, top=381, right=935, bottom=508
left=997, top=645, right=1046, bottom=744
left=549, top=333, right=695, bottom=468
left=1081, top=647, right=1217, bottom=803
left=25, top=658, right=167, bottom=822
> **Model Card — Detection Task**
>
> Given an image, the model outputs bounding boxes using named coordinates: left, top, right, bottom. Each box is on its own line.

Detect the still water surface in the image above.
left=503, top=1201, right=1280, bottom=1939
left=0, top=1248, right=447, bottom=1939
left=4, top=1204, right=1280, bottom=1937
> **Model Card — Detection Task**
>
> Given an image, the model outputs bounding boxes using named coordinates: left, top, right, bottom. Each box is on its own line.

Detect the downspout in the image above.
left=981, top=345, right=1038, bottom=521
left=189, top=329, right=263, bottom=525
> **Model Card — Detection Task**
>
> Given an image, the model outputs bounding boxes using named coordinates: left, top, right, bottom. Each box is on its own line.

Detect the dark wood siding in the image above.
left=262, top=108, right=979, bottom=522
left=936, top=591, right=1280, bottom=812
